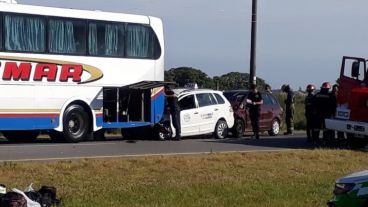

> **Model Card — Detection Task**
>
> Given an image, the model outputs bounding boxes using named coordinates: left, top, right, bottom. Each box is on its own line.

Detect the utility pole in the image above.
left=249, top=0, right=257, bottom=87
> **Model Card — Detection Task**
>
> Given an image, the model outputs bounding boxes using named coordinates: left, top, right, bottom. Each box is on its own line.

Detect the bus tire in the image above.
left=63, top=105, right=90, bottom=143
left=2, top=130, right=40, bottom=143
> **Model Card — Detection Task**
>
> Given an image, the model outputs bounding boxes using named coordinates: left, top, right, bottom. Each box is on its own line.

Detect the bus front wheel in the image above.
left=63, top=105, right=90, bottom=143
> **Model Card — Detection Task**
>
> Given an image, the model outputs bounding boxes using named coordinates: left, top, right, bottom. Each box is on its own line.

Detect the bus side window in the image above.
left=48, top=18, right=86, bottom=55
left=88, top=21, right=125, bottom=57
left=126, top=23, right=159, bottom=59
left=4, top=14, right=46, bottom=52
left=0, top=14, right=2, bottom=51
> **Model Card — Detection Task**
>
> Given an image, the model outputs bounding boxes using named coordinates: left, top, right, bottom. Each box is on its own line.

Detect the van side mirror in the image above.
left=351, top=61, right=360, bottom=78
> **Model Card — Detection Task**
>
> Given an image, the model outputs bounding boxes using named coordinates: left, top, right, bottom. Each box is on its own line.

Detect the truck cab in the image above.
left=325, top=56, right=368, bottom=148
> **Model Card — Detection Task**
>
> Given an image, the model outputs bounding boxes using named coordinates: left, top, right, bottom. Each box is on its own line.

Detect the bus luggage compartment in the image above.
left=102, top=81, right=166, bottom=128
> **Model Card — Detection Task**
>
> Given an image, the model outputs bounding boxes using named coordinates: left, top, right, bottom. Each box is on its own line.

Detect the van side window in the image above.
left=179, top=95, right=196, bottom=110
left=196, top=93, right=216, bottom=107
left=214, top=93, right=225, bottom=104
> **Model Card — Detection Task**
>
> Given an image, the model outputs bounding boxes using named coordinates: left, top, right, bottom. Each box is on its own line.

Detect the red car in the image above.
left=223, top=90, right=284, bottom=138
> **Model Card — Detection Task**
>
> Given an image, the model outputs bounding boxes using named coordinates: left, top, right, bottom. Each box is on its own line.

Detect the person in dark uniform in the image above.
left=281, top=84, right=295, bottom=135
left=165, top=86, right=181, bottom=140
left=312, top=82, right=336, bottom=144
left=246, top=83, right=263, bottom=139
left=304, top=84, right=316, bottom=142
left=265, top=84, right=272, bottom=94
left=332, top=84, right=345, bottom=139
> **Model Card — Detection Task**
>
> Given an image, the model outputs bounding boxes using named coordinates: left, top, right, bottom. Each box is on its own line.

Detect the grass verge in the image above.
left=0, top=150, right=366, bottom=207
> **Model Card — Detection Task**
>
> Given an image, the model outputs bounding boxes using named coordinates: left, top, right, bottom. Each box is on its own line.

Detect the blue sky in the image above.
left=20, top=0, right=368, bottom=90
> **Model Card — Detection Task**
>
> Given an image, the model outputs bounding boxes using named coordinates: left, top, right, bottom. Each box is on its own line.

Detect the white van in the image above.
left=168, top=89, right=234, bottom=139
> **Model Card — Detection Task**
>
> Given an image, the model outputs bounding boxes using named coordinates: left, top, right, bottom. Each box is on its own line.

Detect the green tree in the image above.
left=216, top=72, right=267, bottom=90
left=165, top=67, right=214, bottom=88
left=165, top=67, right=268, bottom=91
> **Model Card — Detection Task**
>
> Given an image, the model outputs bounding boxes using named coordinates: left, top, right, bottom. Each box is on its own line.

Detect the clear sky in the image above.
left=19, top=0, right=368, bottom=90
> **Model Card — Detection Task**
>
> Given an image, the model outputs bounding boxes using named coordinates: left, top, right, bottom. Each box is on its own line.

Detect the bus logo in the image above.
left=0, top=56, right=103, bottom=84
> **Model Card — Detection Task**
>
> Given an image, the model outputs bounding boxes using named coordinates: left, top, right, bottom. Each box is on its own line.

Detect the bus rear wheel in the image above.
left=2, top=130, right=40, bottom=143
left=63, top=105, right=90, bottom=143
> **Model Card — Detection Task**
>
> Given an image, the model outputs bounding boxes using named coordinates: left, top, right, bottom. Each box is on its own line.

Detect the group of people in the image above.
left=164, top=82, right=340, bottom=142
left=304, top=82, right=339, bottom=144
left=246, top=83, right=296, bottom=140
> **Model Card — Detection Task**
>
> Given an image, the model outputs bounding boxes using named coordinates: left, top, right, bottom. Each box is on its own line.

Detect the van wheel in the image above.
left=214, top=120, right=228, bottom=139
left=2, top=130, right=40, bottom=142
left=155, top=124, right=172, bottom=141
left=63, top=105, right=90, bottom=143
left=268, top=119, right=280, bottom=136
left=232, top=119, right=244, bottom=138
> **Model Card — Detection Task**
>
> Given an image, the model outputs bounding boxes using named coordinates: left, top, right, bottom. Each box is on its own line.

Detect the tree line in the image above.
left=164, top=67, right=268, bottom=90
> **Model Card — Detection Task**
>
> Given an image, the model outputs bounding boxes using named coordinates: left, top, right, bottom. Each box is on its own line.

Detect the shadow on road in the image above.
left=202, top=133, right=354, bottom=150
left=201, top=134, right=316, bottom=150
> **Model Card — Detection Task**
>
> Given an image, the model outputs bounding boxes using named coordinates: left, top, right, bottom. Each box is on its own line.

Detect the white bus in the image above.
left=0, top=2, right=166, bottom=142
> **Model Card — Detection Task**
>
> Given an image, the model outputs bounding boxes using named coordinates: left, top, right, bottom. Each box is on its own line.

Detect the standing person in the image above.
left=281, top=84, right=295, bottom=135
left=265, top=84, right=272, bottom=93
left=312, top=82, right=335, bottom=144
left=332, top=84, right=344, bottom=139
left=304, top=84, right=316, bottom=142
left=165, top=86, right=181, bottom=140
left=246, top=83, right=263, bottom=139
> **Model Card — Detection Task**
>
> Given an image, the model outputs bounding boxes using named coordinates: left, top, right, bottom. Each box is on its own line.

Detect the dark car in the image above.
left=223, top=90, right=284, bottom=138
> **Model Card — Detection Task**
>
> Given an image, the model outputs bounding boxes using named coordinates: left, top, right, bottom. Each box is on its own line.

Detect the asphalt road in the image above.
left=0, top=132, right=314, bottom=162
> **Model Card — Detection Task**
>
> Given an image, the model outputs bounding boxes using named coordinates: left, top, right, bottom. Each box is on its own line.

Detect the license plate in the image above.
left=354, top=125, right=365, bottom=132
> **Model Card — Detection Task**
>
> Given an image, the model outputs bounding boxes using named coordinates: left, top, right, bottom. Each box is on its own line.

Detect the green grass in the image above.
left=0, top=150, right=367, bottom=206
